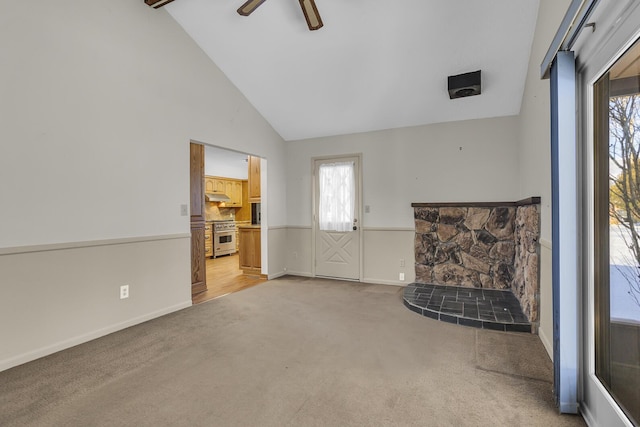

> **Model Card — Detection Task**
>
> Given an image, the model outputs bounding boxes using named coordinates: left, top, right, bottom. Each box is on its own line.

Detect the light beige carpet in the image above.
left=0, top=276, right=585, bottom=426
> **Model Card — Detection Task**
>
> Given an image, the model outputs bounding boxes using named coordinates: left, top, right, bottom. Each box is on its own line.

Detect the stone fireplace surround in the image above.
left=409, top=197, right=541, bottom=330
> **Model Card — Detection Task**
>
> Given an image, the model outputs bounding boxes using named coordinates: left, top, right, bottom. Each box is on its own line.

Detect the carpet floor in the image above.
left=0, top=276, right=585, bottom=426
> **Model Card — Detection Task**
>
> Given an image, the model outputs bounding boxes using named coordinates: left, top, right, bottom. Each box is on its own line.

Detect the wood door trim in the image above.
left=190, top=142, right=207, bottom=296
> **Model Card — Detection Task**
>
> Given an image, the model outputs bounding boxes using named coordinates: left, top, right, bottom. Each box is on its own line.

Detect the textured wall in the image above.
left=414, top=202, right=540, bottom=322
left=513, top=205, right=540, bottom=322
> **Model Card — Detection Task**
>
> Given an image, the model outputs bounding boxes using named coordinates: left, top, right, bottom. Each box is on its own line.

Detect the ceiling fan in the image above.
left=237, top=0, right=323, bottom=31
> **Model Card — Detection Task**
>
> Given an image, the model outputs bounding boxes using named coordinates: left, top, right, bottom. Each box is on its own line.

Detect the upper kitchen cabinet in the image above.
left=233, top=180, right=244, bottom=206
left=248, top=155, right=261, bottom=203
left=205, top=176, right=245, bottom=207
left=205, top=177, right=225, bottom=194
left=204, top=177, right=214, bottom=193
left=224, top=179, right=244, bottom=207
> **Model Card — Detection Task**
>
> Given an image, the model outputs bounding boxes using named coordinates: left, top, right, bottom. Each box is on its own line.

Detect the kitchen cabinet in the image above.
left=248, top=156, right=261, bottom=203
left=205, top=176, right=244, bottom=207
left=233, top=180, right=243, bottom=206
left=204, top=177, right=214, bottom=193
left=204, top=223, right=213, bottom=259
left=224, top=180, right=235, bottom=205
left=224, top=179, right=244, bottom=207
left=235, top=182, right=251, bottom=222
left=205, top=176, right=225, bottom=194
left=213, top=179, right=225, bottom=194
left=238, top=226, right=261, bottom=275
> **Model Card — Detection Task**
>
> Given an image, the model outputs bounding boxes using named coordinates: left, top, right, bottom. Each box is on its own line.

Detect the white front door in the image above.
left=314, top=156, right=361, bottom=280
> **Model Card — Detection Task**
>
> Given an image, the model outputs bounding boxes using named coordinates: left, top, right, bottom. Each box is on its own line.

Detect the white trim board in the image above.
left=0, top=233, right=191, bottom=256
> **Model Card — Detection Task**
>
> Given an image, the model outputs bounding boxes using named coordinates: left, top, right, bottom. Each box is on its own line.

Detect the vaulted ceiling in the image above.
left=156, top=0, right=540, bottom=141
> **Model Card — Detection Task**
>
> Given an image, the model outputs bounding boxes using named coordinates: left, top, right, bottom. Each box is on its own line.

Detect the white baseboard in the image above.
left=0, top=300, right=192, bottom=372
left=580, top=403, right=596, bottom=427
left=362, top=277, right=407, bottom=287
left=283, top=271, right=314, bottom=278
left=268, top=271, right=287, bottom=280
left=275, top=272, right=408, bottom=286
left=539, top=325, right=554, bottom=361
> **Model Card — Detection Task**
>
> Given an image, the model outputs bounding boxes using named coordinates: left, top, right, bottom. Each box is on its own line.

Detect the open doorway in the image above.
left=191, top=144, right=266, bottom=304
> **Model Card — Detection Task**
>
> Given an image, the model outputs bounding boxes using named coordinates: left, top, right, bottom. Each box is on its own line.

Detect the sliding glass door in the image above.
left=593, top=37, right=640, bottom=425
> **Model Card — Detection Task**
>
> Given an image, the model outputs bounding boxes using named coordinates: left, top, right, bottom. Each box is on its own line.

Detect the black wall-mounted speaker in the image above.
left=448, top=70, right=481, bottom=99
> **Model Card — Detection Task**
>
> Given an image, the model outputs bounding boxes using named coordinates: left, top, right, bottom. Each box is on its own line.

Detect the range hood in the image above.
left=205, top=193, right=231, bottom=202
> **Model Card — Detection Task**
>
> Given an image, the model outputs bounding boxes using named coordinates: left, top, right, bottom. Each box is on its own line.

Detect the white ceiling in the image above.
left=166, top=0, right=540, bottom=141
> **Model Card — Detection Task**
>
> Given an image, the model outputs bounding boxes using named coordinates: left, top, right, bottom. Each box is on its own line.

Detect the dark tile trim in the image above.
left=506, top=323, right=532, bottom=333
left=404, top=299, right=423, bottom=316
left=439, top=313, right=458, bottom=324
left=459, top=317, right=483, bottom=328
left=423, top=309, right=439, bottom=320
left=402, top=282, right=531, bottom=333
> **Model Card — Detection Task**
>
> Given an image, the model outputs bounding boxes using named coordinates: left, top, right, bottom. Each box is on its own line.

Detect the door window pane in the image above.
left=595, top=38, right=640, bottom=425
left=318, top=161, right=355, bottom=232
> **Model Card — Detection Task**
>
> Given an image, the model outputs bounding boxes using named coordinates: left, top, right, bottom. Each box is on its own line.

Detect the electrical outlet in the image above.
left=399, top=259, right=405, bottom=267
left=120, top=285, right=129, bottom=299
left=399, top=273, right=405, bottom=281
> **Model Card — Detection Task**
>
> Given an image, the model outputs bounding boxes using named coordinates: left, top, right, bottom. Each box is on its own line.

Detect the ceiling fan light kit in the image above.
left=299, top=0, right=323, bottom=31
left=144, top=0, right=323, bottom=31
left=237, top=0, right=267, bottom=16
left=144, top=0, right=176, bottom=9
left=236, top=0, right=323, bottom=31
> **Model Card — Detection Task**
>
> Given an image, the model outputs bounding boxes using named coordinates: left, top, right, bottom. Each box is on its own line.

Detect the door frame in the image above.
left=189, top=141, right=269, bottom=300
left=576, top=2, right=640, bottom=424
left=189, top=141, right=207, bottom=297
left=311, top=153, right=363, bottom=281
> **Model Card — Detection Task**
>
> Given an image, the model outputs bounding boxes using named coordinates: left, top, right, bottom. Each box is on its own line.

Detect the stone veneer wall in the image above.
left=412, top=198, right=540, bottom=322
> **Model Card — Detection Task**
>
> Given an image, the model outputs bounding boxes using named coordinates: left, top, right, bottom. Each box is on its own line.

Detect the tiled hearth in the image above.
left=403, top=283, right=531, bottom=332
left=407, top=197, right=541, bottom=333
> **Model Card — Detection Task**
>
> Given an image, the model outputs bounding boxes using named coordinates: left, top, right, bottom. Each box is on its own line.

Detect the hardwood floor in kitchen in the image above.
left=192, top=253, right=266, bottom=304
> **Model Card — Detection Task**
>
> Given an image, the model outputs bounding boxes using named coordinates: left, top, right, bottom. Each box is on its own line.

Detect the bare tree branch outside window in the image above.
left=609, top=95, right=640, bottom=308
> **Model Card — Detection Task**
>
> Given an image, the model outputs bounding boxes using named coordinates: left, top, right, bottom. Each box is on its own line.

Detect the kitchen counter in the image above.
left=237, top=224, right=261, bottom=229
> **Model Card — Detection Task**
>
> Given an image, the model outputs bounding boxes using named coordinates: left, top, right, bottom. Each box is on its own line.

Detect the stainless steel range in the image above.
left=212, top=220, right=236, bottom=258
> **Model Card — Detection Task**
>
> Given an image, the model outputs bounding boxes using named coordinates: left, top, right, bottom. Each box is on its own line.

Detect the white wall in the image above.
left=287, top=117, right=521, bottom=228
left=0, top=0, right=286, bottom=370
left=285, top=116, right=521, bottom=283
left=204, top=146, right=249, bottom=179
left=0, top=0, right=285, bottom=248
left=517, top=0, right=573, bottom=359
left=518, top=0, right=572, bottom=243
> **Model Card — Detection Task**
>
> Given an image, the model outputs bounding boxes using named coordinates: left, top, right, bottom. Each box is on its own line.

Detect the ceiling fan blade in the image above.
left=299, top=0, right=323, bottom=30
left=237, top=0, right=267, bottom=16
